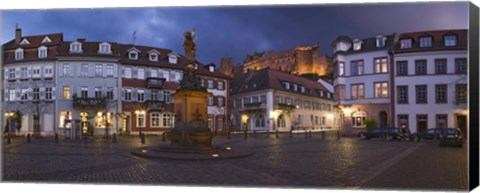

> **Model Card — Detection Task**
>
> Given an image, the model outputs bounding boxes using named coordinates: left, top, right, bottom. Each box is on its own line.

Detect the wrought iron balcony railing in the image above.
left=146, top=77, right=166, bottom=89
left=73, top=97, right=106, bottom=110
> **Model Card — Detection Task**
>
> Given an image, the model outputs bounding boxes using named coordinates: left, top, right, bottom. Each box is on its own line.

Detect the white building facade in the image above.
left=230, top=68, right=341, bottom=132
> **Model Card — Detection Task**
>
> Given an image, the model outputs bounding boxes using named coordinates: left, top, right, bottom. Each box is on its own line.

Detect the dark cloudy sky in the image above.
left=1, top=2, right=469, bottom=65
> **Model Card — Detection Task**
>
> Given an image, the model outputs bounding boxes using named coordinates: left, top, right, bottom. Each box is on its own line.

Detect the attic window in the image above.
left=400, top=39, right=412, bottom=49
left=283, top=82, right=290, bottom=90
left=70, top=42, right=83, bottom=53
left=208, top=65, right=215, bottom=72
left=353, top=39, right=362, bottom=51
left=20, top=38, right=30, bottom=45
left=38, top=46, right=48, bottom=58
left=42, top=36, right=52, bottom=43
left=169, top=54, right=178, bottom=64
left=300, top=86, right=305, bottom=93
left=98, top=42, right=111, bottom=54
left=376, top=36, right=386, bottom=47
left=444, top=35, right=457, bottom=46
left=129, top=51, right=138, bottom=60
left=420, top=37, right=432, bottom=48
left=149, top=53, right=158, bottom=61
left=15, top=48, right=24, bottom=60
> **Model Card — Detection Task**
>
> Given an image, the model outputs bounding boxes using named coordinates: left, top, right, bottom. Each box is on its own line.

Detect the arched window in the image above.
left=255, top=114, right=265, bottom=128
left=351, top=111, right=367, bottom=127
left=277, top=114, right=286, bottom=128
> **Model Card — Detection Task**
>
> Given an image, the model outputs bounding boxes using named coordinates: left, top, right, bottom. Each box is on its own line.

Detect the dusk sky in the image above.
left=1, top=2, right=469, bottom=65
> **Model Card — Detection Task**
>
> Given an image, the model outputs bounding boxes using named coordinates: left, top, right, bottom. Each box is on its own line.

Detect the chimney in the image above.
left=15, top=28, right=22, bottom=44
left=77, top=38, right=86, bottom=42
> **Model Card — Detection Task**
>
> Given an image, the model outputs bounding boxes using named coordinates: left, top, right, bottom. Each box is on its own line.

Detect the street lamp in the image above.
left=134, top=110, right=146, bottom=136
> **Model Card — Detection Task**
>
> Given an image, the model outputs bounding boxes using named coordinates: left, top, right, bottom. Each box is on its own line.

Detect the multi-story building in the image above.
left=241, top=43, right=332, bottom=76
left=229, top=68, right=341, bottom=132
left=392, top=29, right=468, bottom=135
left=2, top=28, right=230, bottom=136
left=331, top=29, right=468, bottom=135
left=2, top=29, right=61, bottom=135
left=331, top=34, right=397, bottom=135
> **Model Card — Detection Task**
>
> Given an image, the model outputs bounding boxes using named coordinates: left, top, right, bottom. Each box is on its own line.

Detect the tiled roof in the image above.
left=2, top=33, right=230, bottom=79
left=231, top=68, right=333, bottom=99
left=2, top=33, right=63, bottom=50
left=331, top=34, right=396, bottom=55
left=393, top=29, right=467, bottom=53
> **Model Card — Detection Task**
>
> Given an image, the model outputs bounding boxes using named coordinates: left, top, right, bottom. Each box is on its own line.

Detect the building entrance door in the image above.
left=456, top=115, right=467, bottom=138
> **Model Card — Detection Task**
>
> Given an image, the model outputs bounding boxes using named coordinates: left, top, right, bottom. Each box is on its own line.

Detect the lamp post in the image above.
left=5, top=112, right=14, bottom=144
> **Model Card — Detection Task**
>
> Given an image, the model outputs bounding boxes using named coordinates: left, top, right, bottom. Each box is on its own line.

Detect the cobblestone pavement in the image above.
left=1, top=132, right=468, bottom=191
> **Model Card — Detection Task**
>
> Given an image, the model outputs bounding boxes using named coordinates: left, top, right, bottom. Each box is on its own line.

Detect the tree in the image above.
left=364, top=117, right=377, bottom=131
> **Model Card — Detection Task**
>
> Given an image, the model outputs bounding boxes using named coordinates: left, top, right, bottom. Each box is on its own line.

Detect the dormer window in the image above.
left=42, top=36, right=52, bottom=43
left=168, top=54, right=178, bottom=64
left=283, top=82, right=290, bottom=90
left=128, top=47, right=140, bottom=60
left=148, top=49, right=160, bottom=62
left=376, top=35, right=386, bottom=47
left=420, top=37, right=432, bottom=47
left=70, top=42, right=83, bottom=53
left=353, top=39, right=362, bottom=51
left=15, top=48, right=24, bottom=60
left=98, top=42, right=111, bottom=54
left=444, top=35, right=457, bottom=46
left=129, top=51, right=138, bottom=60
left=38, top=46, right=48, bottom=58
left=400, top=39, right=412, bottom=49
left=300, top=86, right=305, bottom=93
left=20, top=38, right=30, bottom=45
left=149, top=53, right=158, bottom=61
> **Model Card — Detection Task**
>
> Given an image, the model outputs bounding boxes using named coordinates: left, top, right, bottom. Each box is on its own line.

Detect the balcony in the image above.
left=145, top=100, right=164, bottom=111
left=237, top=102, right=267, bottom=114
left=146, top=77, right=166, bottom=89
left=73, top=97, right=106, bottom=110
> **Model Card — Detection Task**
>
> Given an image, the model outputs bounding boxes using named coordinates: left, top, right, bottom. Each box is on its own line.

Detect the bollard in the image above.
left=7, top=133, right=11, bottom=144
left=244, top=130, right=248, bottom=139
left=112, top=133, right=117, bottom=143
left=322, top=130, right=325, bottom=139
left=227, top=131, right=231, bottom=139
left=27, top=134, right=31, bottom=143
left=275, top=130, right=279, bottom=138
left=162, top=132, right=166, bottom=142
left=253, top=130, right=257, bottom=138
left=337, top=130, right=341, bottom=140
left=309, top=130, right=312, bottom=138
left=266, top=130, right=270, bottom=138
left=140, top=133, right=146, bottom=144
left=55, top=133, right=59, bottom=143
left=290, top=130, right=293, bottom=138
left=304, top=130, right=308, bottom=139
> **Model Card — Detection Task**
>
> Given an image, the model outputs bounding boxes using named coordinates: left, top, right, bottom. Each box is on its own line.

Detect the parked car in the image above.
left=414, top=128, right=445, bottom=141
left=439, top=128, right=464, bottom=147
left=358, top=127, right=412, bottom=141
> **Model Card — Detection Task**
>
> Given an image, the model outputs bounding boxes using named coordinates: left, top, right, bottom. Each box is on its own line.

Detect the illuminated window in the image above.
left=63, top=86, right=70, bottom=99
left=59, top=111, right=72, bottom=128
left=374, top=58, right=388, bottom=73
left=137, top=113, right=145, bottom=128
left=277, top=114, right=286, bottom=128
left=351, top=111, right=366, bottom=127
left=374, top=82, right=388, bottom=98
left=95, top=112, right=112, bottom=128
left=351, top=84, right=364, bottom=99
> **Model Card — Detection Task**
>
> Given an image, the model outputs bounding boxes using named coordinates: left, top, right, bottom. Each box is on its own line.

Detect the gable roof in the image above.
left=231, top=68, right=332, bottom=99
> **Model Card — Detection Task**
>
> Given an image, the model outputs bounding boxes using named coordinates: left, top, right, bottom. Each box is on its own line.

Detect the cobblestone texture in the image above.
left=2, top=132, right=468, bottom=191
